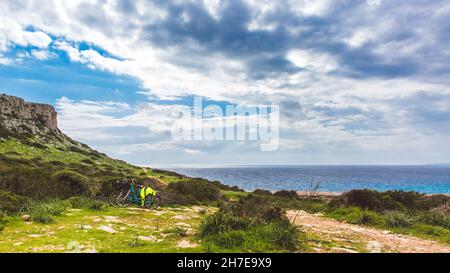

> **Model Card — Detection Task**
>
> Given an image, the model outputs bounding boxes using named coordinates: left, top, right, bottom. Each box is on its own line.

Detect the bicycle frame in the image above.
left=113, top=180, right=161, bottom=208
left=123, top=183, right=141, bottom=204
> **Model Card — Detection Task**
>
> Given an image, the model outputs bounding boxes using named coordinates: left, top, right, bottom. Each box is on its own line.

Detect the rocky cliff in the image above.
left=0, top=94, right=62, bottom=138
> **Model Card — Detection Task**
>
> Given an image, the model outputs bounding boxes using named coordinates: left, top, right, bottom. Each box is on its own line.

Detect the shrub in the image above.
left=129, top=234, right=145, bottom=248
left=222, top=194, right=286, bottom=224
left=68, top=196, right=105, bottom=210
left=29, top=200, right=68, bottom=224
left=253, top=189, right=272, bottom=196
left=68, top=196, right=92, bottom=208
left=0, top=210, right=6, bottom=231
left=0, top=190, right=29, bottom=213
left=331, top=190, right=450, bottom=213
left=266, top=221, right=299, bottom=250
left=199, top=213, right=249, bottom=237
left=273, top=190, right=298, bottom=199
left=30, top=210, right=54, bottom=224
left=162, top=180, right=222, bottom=205
left=98, top=178, right=129, bottom=197
left=331, top=190, right=405, bottom=212
left=383, top=211, right=413, bottom=228
left=213, top=230, right=246, bottom=248
left=326, top=206, right=381, bottom=225
left=164, top=226, right=188, bottom=237
left=53, top=170, right=94, bottom=198
left=417, top=195, right=450, bottom=211
left=385, top=191, right=423, bottom=210
left=0, top=166, right=56, bottom=199
left=355, top=209, right=380, bottom=225
left=420, top=225, right=449, bottom=237
left=88, top=200, right=105, bottom=210
left=417, top=212, right=450, bottom=229
left=199, top=194, right=302, bottom=251
left=81, top=158, right=95, bottom=165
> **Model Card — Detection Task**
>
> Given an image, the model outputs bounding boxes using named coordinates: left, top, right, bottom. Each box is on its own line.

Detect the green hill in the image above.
left=0, top=94, right=186, bottom=202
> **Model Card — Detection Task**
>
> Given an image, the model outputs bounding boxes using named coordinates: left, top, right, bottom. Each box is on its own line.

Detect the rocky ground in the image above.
left=287, top=210, right=450, bottom=253
left=0, top=206, right=216, bottom=253
left=1, top=205, right=449, bottom=253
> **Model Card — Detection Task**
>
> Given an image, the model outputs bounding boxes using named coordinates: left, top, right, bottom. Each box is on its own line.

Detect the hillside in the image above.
left=0, top=94, right=189, bottom=200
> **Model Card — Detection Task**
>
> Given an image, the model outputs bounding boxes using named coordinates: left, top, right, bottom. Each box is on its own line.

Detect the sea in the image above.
left=157, top=165, right=450, bottom=194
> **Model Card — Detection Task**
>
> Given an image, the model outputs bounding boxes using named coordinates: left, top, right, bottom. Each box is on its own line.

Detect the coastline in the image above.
left=295, top=190, right=450, bottom=198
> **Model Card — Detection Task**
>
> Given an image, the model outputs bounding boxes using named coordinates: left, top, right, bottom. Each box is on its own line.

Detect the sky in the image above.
left=1, top=0, right=450, bottom=166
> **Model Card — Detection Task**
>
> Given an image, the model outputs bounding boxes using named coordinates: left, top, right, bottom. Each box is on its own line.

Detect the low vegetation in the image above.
left=324, top=189, right=450, bottom=243
left=199, top=194, right=304, bottom=252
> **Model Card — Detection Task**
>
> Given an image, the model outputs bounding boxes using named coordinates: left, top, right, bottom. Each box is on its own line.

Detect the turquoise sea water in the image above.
left=161, top=165, right=450, bottom=194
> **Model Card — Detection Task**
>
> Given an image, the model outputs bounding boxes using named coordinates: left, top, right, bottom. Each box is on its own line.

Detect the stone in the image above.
left=21, top=214, right=31, bottom=222
left=367, top=241, right=382, bottom=253
left=98, top=225, right=117, bottom=234
left=138, top=235, right=156, bottom=242
left=176, top=239, right=199, bottom=248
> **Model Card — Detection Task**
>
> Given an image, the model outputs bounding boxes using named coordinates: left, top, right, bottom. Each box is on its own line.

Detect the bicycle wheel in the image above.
left=108, top=191, right=120, bottom=207
left=116, top=191, right=132, bottom=207
left=153, top=195, right=162, bottom=209
left=144, top=194, right=162, bottom=209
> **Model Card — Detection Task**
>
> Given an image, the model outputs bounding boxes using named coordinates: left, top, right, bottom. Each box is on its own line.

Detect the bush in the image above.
left=68, top=196, right=92, bottom=208
left=29, top=200, right=68, bottom=224
left=417, top=195, right=450, bottom=211
left=417, top=212, right=450, bottom=229
left=164, top=226, right=189, bottom=237
left=53, top=170, right=95, bottom=198
left=266, top=221, right=299, bottom=250
left=274, top=190, right=298, bottom=199
left=98, top=178, right=129, bottom=197
left=331, top=190, right=406, bottom=212
left=213, top=230, right=246, bottom=248
left=355, top=209, right=380, bottom=225
left=0, top=166, right=56, bottom=199
left=253, top=189, right=272, bottom=196
left=326, top=206, right=381, bottom=225
left=222, top=194, right=286, bottom=224
left=31, top=210, right=54, bottom=224
left=199, top=211, right=301, bottom=251
left=0, top=210, right=6, bottom=232
left=420, top=225, right=449, bottom=237
left=162, top=180, right=222, bottom=205
left=383, top=211, right=413, bottom=228
left=385, top=191, right=423, bottom=209
left=199, top=213, right=249, bottom=237
left=0, top=190, right=29, bottom=213
left=68, top=196, right=105, bottom=210
left=331, top=190, right=450, bottom=213
left=88, top=200, right=105, bottom=210
left=199, top=194, right=302, bottom=251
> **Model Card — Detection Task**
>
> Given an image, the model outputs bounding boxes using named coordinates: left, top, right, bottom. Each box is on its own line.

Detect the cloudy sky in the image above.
left=1, top=0, right=450, bottom=165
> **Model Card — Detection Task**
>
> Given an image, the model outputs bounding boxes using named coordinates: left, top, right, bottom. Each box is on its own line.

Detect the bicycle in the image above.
left=109, top=180, right=162, bottom=209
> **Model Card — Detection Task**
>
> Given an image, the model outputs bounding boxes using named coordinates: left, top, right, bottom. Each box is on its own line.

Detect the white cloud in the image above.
left=0, top=0, right=450, bottom=164
left=30, top=49, right=57, bottom=60
left=287, top=49, right=338, bottom=72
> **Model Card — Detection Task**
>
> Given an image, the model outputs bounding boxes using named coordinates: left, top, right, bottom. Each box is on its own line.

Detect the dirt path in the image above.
left=287, top=210, right=450, bottom=253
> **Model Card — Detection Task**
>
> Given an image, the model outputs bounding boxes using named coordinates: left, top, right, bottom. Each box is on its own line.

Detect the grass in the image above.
left=198, top=195, right=305, bottom=252
left=0, top=204, right=213, bottom=253
left=0, top=136, right=187, bottom=187
left=325, top=205, right=450, bottom=244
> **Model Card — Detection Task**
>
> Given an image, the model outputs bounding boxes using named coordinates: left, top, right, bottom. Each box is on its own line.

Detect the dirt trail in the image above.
left=287, top=210, right=450, bottom=253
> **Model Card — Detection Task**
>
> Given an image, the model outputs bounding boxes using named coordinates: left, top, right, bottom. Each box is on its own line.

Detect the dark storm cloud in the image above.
left=133, top=0, right=450, bottom=81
